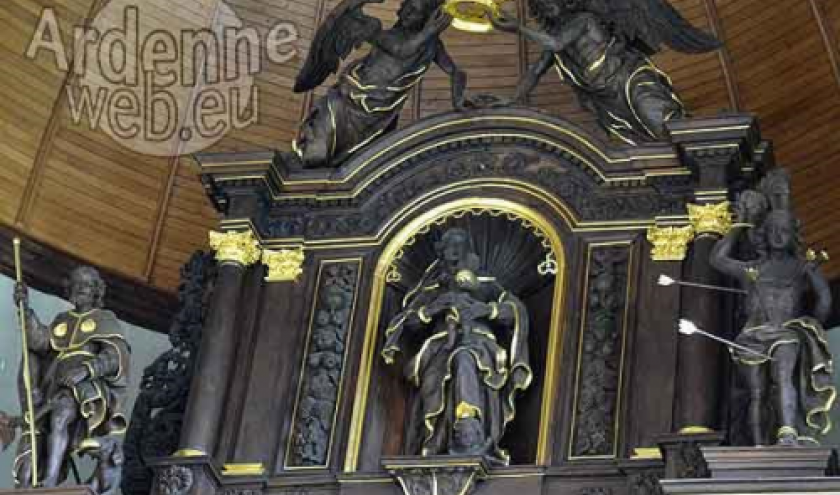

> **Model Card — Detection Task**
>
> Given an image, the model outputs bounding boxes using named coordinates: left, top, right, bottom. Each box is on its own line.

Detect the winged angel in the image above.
left=493, top=0, right=720, bottom=145
left=290, top=0, right=467, bottom=168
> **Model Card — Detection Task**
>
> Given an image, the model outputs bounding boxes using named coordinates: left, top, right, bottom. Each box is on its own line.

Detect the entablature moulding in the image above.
left=196, top=110, right=768, bottom=252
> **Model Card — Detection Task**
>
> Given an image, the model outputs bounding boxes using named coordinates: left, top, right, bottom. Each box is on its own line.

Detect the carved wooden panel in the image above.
left=285, top=259, right=362, bottom=468
left=569, top=243, right=633, bottom=458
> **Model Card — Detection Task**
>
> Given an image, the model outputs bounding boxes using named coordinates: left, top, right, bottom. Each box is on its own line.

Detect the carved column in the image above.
left=178, top=230, right=262, bottom=457
left=676, top=201, right=732, bottom=432
left=667, top=116, right=760, bottom=433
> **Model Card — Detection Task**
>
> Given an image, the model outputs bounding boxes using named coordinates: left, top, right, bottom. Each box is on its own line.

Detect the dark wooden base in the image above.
left=661, top=446, right=838, bottom=495
left=700, top=446, right=833, bottom=479
left=661, top=477, right=840, bottom=495
left=381, top=456, right=489, bottom=495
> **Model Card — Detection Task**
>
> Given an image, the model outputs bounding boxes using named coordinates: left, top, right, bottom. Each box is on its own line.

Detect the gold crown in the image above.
left=443, top=0, right=504, bottom=33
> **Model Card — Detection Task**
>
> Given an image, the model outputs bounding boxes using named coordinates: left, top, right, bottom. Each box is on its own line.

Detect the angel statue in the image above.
left=288, top=0, right=467, bottom=168
left=491, top=0, right=720, bottom=145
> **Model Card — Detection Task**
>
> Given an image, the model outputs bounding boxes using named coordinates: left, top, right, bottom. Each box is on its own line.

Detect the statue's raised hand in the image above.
left=489, top=13, right=520, bottom=33
left=424, top=8, right=453, bottom=37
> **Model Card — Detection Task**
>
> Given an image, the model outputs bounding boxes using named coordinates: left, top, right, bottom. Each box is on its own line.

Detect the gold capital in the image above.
left=647, top=226, right=693, bottom=261
left=208, top=230, right=262, bottom=267
left=688, top=201, right=732, bottom=237
left=262, top=247, right=305, bottom=282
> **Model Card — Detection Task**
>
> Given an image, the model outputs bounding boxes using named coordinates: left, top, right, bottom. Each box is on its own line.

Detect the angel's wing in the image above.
left=598, top=0, right=720, bottom=55
left=293, top=0, right=384, bottom=93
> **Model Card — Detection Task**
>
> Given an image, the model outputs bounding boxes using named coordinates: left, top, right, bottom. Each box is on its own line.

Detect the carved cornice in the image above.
left=647, top=226, right=694, bottom=261
left=262, top=247, right=305, bottom=282
left=687, top=202, right=732, bottom=237
left=208, top=230, right=262, bottom=267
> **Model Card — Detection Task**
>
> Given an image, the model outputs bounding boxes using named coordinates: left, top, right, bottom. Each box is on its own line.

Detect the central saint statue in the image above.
left=381, top=228, right=532, bottom=465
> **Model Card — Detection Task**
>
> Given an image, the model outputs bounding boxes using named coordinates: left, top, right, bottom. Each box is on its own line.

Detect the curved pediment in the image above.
left=198, top=109, right=712, bottom=245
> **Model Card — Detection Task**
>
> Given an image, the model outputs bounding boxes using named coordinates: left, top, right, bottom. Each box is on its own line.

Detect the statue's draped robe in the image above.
left=382, top=266, right=532, bottom=464
left=731, top=290, right=836, bottom=440
left=553, top=13, right=684, bottom=145
left=296, top=43, right=435, bottom=167
left=15, top=309, right=129, bottom=483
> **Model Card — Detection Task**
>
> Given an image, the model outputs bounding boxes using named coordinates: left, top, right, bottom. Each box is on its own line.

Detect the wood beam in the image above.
left=143, top=0, right=225, bottom=281
left=809, top=0, right=840, bottom=93
left=702, top=0, right=743, bottom=111
left=0, top=224, right=177, bottom=332
left=15, top=0, right=106, bottom=228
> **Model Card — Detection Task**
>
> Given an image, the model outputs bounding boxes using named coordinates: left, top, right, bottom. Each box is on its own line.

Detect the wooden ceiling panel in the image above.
left=718, top=0, right=840, bottom=275
left=0, top=0, right=97, bottom=224
left=149, top=159, right=218, bottom=289
left=638, top=0, right=731, bottom=115
left=205, top=0, right=319, bottom=153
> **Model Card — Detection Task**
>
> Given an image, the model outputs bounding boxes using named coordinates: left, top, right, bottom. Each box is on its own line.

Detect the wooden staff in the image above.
left=13, top=237, right=38, bottom=486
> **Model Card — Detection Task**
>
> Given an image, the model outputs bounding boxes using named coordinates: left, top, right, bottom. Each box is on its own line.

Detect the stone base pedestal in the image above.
left=657, top=432, right=725, bottom=479
left=661, top=477, right=840, bottom=495
left=701, top=446, right=833, bottom=479
left=382, top=456, right=489, bottom=495
left=661, top=446, right=838, bottom=495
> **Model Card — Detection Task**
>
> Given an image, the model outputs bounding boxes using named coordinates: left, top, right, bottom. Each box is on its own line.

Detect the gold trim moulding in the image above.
left=262, top=247, right=305, bottom=282
left=632, top=447, right=663, bottom=459
left=646, top=225, right=693, bottom=261
left=668, top=124, right=752, bottom=136
left=684, top=143, right=740, bottom=153
left=679, top=426, right=716, bottom=435
left=343, top=197, right=569, bottom=472
left=173, top=448, right=209, bottom=457
left=221, top=463, right=266, bottom=476
left=688, top=201, right=732, bottom=237
left=203, top=115, right=679, bottom=189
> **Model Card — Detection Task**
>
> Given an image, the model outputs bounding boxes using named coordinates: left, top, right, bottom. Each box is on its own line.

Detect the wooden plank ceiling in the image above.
left=1, top=0, right=839, bottom=293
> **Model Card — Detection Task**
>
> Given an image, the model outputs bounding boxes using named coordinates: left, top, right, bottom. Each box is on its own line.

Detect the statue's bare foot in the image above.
left=776, top=428, right=800, bottom=447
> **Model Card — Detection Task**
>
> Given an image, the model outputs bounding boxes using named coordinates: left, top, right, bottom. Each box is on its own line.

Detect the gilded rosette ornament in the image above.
left=688, top=201, right=732, bottom=237
left=262, top=247, right=305, bottom=282
left=647, top=226, right=694, bottom=261
left=208, top=230, right=262, bottom=267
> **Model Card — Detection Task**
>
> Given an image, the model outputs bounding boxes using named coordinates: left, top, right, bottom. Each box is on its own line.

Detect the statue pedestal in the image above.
left=381, top=456, right=489, bottom=495
left=701, top=446, right=833, bottom=479
left=660, top=446, right=838, bottom=495
left=657, top=432, right=725, bottom=479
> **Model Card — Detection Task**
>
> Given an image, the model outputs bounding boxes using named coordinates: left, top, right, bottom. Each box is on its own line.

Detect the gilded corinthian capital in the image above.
left=647, top=226, right=694, bottom=261
left=208, top=230, right=262, bottom=267
left=262, top=247, right=305, bottom=282
left=688, top=201, right=732, bottom=237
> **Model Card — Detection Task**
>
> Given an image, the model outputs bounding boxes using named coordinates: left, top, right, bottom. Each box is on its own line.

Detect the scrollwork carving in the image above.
left=156, top=465, right=194, bottom=495
left=287, top=262, right=361, bottom=466
left=259, top=142, right=687, bottom=240
left=628, top=471, right=664, bottom=495
left=122, top=253, right=216, bottom=495
left=571, top=245, right=631, bottom=457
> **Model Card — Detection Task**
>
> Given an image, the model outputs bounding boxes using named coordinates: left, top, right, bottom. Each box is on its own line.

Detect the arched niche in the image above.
left=344, top=195, right=571, bottom=472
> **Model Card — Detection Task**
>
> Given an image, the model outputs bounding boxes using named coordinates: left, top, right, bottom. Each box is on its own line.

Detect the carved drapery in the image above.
left=286, top=260, right=362, bottom=467
left=122, top=253, right=216, bottom=495
left=570, top=244, right=632, bottom=458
